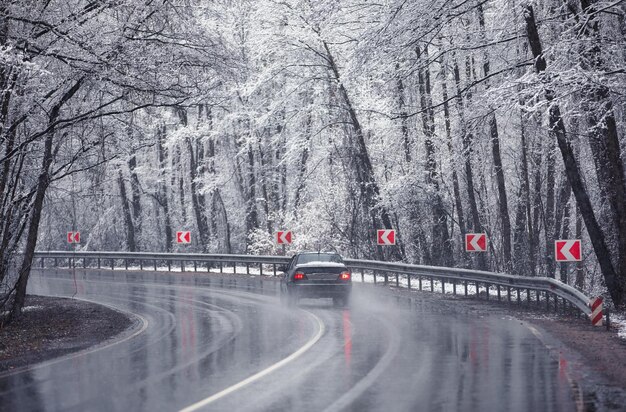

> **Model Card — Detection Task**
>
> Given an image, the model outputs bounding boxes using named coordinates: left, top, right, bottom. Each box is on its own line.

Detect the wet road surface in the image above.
left=0, top=269, right=577, bottom=411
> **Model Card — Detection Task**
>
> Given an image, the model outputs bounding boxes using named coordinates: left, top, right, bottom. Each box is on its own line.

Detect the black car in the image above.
left=279, top=252, right=352, bottom=307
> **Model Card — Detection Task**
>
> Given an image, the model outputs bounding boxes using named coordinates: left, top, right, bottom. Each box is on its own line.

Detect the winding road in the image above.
left=0, top=269, right=576, bottom=411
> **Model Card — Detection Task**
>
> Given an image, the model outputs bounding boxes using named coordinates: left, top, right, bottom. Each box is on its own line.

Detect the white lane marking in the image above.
left=322, top=314, right=401, bottom=412
left=525, top=323, right=585, bottom=412
left=179, top=310, right=325, bottom=412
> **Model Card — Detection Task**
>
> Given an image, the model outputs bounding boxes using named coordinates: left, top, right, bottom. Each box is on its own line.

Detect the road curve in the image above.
left=0, top=269, right=576, bottom=412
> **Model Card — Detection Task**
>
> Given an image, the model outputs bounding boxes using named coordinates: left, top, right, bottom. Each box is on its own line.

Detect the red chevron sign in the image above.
left=465, top=233, right=486, bottom=252
left=377, top=229, right=395, bottom=245
left=277, top=231, right=292, bottom=245
left=67, top=231, right=80, bottom=244
left=176, top=231, right=191, bottom=244
left=555, top=239, right=581, bottom=262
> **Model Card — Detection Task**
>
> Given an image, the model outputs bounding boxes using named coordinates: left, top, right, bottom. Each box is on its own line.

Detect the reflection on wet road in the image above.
left=0, top=269, right=576, bottom=411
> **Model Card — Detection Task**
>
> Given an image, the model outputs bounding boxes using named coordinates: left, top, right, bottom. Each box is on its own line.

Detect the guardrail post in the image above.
left=41, top=257, right=45, bottom=268
left=497, top=285, right=501, bottom=301
left=273, top=263, right=276, bottom=276
left=430, top=277, right=434, bottom=292
left=526, top=288, right=531, bottom=306
left=517, top=288, right=521, bottom=305
left=418, top=276, right=422, bottom=291
left=97, top=258, right=100, bottom=269
left=373, top=272, right=377, bottom=285
left=507, top=286, right=511, bottom=303
left=167, top=260, right=171, bottom=271
left=111, top=259, right=114, bottom=270
left=83, top=258, right=87, bottom=269
left=260, top=264, right=263, bottom=276
left=233, top=261, right=236, bottom=274
left=140, top=260, right=143, bottom=270
left=54, top=257, right=58, bottom=267
left=361, top=269, right=364, bottom=283
left=194, top=261, right=197, bottom=272
left=486, top=284, right=490, bottom=300
left=555, top=295, right=560, bottom=313
left=154, top=260, right=157, bottom=271
left=464, top=281, right=468, bottom=296
left=441, top=278, right=445, bottom=294
left=181, top=260, right=185, bottom=272
left=452, top=280, right=456, bottom=295
left=395, top=273, right=399, bottom=288
left=246, top=263, right=250, bottom=275
left=384, top=273, right=388, bottom=286
left=407, top=274, right=411, bottom=289
left=125, top=259, right=128, bottom=270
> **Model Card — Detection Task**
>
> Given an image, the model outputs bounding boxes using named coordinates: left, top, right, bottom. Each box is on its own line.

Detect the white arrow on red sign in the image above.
left=555, top=239, right=581, bottom=262
left=176, top=231, right=191, bottom=244
left=465, top=233, right=487, bottom=252
left=277, top=231, right=292, bottom=245
left=67, top=231, right=80, bottom=244
left=377, top=229, right=396, bottom=245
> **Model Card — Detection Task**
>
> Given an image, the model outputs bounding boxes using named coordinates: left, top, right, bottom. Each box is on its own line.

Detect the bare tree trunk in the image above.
left=395, top=63, right=412, bottom=163
left=453, top=54, right=486, bottom=270
left=514, top=114, right=535, bottom=275
left=530, top=133, right=543, bottom=273
left=544, top=132, right=557, bottom=277
left=440, top=56, right=465, bottom=239
left=293, top=114, right=312, bottom=213
left=11, top=79, right=82, bottom=320
left=187, top=137, right=209, bottom=251
left=128, top=146, right=141, bottom=251
left=323, top=40, right=402, bottom=260
left=579, top=0, right=626, bottom=304
left=575, top=203, right=584, bottom=289
left=245, top=142, right=259, bottom=236
left=157, top=125, right=173, bottom=251
left=476, top=2, right=511, bottom=271
left=417, top=44, right=453, bottom=266
left=560, top=201, right=571, bottom=283
left=118, top=168, right=136, bottom=252
left=525, top=4, right=624, bottom=306
left=257, top=134, right=272, bottom=233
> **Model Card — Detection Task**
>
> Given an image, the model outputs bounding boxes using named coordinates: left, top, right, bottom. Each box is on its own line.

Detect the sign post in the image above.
left=67, top=231, right=80, bottom=284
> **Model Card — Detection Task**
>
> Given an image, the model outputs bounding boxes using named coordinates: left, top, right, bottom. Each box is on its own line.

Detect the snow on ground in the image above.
left=22, top=305, right=44, bottom=312
left=613, top=312, right=626, bottom=340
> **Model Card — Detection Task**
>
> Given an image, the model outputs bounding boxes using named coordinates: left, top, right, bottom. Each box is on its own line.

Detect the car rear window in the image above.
left=296, top=253, right=343, bottom=264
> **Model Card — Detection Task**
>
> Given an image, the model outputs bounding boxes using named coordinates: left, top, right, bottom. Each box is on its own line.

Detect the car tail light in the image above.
left=339, top=271, right=351, bottom=281
left=294, top=272, right=307, bottom=281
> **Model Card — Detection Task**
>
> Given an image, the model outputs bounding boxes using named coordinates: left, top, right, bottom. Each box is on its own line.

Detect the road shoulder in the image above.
left=379, top=284, right=626, bottom=411
left=0, top=295, right=135, bottom=374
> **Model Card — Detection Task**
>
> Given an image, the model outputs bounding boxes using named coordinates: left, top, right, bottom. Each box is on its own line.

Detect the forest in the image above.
left=0, top=0, right=625, bottom=320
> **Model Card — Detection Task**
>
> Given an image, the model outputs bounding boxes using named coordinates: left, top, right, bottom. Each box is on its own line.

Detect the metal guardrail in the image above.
left=33, top=251, right=592, bottom=317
